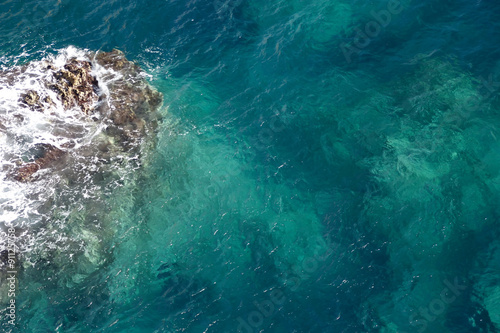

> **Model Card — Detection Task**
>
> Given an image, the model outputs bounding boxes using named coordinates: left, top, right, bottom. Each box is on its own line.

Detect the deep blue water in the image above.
left=1, top=0, right=500, bottom=332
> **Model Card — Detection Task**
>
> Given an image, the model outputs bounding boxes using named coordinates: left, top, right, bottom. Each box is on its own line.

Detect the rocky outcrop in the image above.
left=8, top=49, right=162, bottom=182
left=94, top=49, right=162, bottom=143
left=20, top=90, right=47, bottom=111
left=50, top=59, right=98, bottom=114
left=0, top=47, right=164, bottom=310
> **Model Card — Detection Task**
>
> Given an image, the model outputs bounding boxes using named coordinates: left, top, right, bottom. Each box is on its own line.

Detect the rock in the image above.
left=0, top=48, right=164, bottom=309
left=6, top=49, right=162, bottom=182
left=20, top=90, right=43, bottom=111
left=14, top=144, right=65, bottom=182
left=95, top=49, right=137, bottom=72
left=94, top=49, right=163, bottom=144
left=20, top=90, right=55, bottom=112
left=50, top=59, right=99, bottom=114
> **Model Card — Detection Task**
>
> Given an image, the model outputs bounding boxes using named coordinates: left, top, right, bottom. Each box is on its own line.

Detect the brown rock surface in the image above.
left=14, top=144, right=65, bottom=182
left=50, top=59, right=99, bottom=114
left=9, top=49, right=162, bottom=182
left=95, top=49, right=162, bottom=143
left=20, top=90, right=44, bottom=111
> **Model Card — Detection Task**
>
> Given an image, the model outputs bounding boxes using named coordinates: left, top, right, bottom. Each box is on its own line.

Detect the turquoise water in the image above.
left=1, top=0, right=500, bottom=332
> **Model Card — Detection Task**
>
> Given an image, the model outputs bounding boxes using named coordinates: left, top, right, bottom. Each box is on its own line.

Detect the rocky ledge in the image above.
left=7, top=49, right=162, bottom=182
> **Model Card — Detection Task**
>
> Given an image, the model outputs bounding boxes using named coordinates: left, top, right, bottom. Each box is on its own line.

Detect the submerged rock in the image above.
left=0, top=47, right=164, bottom=308
left=14, top=144, right=65, bottom=182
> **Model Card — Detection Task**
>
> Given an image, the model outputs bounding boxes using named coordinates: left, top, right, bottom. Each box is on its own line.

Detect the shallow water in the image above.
left=1, top=0, right=500, bottom=332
